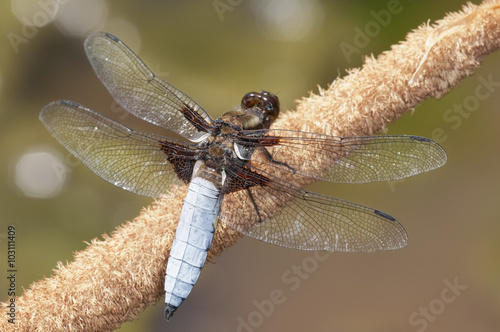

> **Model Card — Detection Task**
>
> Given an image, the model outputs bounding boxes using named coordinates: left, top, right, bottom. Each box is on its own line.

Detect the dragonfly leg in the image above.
left=246, top=187, right=265, bottom=223
left=261, top=148, right=296, bottom=174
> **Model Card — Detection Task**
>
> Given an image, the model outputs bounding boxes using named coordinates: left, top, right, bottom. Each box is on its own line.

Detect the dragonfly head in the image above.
left=241, top=91, right=280, bottom=128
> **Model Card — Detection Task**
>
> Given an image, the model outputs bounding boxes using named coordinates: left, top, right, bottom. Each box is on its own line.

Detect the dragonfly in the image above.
left=40, top=32, right=447, bottom=320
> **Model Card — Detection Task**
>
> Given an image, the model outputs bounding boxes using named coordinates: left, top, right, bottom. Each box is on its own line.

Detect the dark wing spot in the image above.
left=104, top=32, right=120, bottom=42
left=374, top=209, right=396, bottom=221
left=409, top=136, right=432, bottom=143
left=60, top=100, right=81, bottom=108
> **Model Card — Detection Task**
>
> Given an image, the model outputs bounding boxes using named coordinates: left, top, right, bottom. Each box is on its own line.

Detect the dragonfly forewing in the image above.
left=240, top=130, right=447, bottom=184
left=40, top=100, right=198, bottom=198
left=84, top=32, right=213, bottom=142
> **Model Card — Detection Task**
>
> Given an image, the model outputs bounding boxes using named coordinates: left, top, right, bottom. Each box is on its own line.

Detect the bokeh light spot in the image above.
left=55, top=0, right=108, bottom=37
left=15, top=149, right=67, bottom=198
left=11, top=0, right=59, bottom=27
left=253, top=0, right=324, bottom=42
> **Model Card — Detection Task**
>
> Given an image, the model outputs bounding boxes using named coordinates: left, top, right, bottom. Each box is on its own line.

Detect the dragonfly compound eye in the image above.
left=261, top=91, right=280, bottom=123
left=241, top=92, right=261, bottom=109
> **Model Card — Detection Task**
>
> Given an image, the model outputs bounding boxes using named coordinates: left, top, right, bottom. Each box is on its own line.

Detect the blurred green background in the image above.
left=1, top=0, right=500, bottom=331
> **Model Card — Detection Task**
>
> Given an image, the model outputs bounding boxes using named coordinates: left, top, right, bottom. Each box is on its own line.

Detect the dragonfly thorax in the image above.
left=200, top=134, right=240, bottom=174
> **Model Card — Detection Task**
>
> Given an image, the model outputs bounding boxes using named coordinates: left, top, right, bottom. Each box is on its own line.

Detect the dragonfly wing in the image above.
left=84, top=32, right=213, bottom=142
left=219, top=165, right=407, bottom=252
left=40, top=100, right=198, bottom=198
left=239, top=130, right=447, bottom=183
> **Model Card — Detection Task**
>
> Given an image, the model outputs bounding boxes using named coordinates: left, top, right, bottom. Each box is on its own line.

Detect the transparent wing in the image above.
left=84, top=32, right=213, bottom=142
left=40, top=100, right=198, bottom=198
left=220, top=165, right=407, bottom=252
left=238, top=130, right=447, bottom=183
